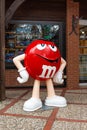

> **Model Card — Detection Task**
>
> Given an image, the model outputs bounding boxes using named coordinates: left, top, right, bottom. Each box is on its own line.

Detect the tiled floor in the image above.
left=0, top=87, right=87, bottom=130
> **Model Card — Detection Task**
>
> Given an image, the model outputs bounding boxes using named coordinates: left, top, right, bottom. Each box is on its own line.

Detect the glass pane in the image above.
left=14, top=24, right=60, bottom=47
left=79, top=55, right=87, bottom=82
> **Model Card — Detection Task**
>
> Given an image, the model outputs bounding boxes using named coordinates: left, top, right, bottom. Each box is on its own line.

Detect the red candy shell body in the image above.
left=24, top=40, right=61, bottom=80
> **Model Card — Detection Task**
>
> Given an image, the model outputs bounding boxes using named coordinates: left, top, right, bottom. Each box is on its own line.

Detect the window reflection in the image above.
left=13, top=24, right=59, bottom=46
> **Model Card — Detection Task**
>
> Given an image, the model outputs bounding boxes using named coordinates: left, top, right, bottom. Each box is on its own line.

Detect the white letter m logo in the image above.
left=39, top=65, right=56, bottom=78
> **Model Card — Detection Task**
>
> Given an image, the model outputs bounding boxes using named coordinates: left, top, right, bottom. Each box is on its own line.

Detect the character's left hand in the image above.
left=53, top=71, right=64, bottom=84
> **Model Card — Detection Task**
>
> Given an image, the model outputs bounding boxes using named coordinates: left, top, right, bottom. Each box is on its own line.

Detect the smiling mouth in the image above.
left=36, top=54, right=60, bottom=63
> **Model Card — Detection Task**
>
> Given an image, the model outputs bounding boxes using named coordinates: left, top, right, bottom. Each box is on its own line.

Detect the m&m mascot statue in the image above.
left=13, top=39, right=67, bottom=111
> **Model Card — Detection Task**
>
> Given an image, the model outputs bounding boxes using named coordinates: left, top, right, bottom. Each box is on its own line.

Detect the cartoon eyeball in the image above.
left=36, top=44, right=46, bottom=50
left=49, top=45, right=57, bottom=52
left=24, top=39, right=61, bottom=80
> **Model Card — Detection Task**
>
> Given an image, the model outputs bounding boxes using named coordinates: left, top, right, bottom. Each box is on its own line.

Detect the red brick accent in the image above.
left=66, top=0, right=79, bottom=89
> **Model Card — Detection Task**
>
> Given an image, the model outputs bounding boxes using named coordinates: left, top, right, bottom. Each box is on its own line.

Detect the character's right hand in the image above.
left=17, top=67, right=29, bottom=83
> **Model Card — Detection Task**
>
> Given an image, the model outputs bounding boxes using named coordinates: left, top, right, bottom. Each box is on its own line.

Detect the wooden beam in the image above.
left=0, top=0, right=5, bottom=100
left=5, top=0, right=26, bottom=27
left=73, top=0, right=80, bottom=2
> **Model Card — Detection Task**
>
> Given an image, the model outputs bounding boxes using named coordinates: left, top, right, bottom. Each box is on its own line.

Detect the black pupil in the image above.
left=41, top=44, right=45, bottom=47
left=51, top=45, right=54, bottom=48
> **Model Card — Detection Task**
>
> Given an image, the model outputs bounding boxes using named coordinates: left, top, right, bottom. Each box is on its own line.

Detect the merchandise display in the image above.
left=5, top=23, right=60, bottom=68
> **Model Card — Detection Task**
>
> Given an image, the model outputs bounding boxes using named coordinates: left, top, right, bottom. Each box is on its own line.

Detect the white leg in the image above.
left=45, top=79, right=67, bottom=107
left=23, top=79, right=42, bottom=111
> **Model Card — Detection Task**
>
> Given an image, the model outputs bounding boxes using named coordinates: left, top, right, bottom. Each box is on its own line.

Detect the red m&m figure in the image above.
left=13, top=39, right=67, bottom=112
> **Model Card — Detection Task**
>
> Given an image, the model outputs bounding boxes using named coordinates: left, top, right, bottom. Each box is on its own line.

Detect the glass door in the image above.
left=79, top=20, right=87, bottom=85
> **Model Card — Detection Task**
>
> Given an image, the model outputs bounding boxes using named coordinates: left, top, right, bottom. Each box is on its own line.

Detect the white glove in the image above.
left=17, top=67, right=29, bottom=84
left=53, top=71, right=64, bottom=84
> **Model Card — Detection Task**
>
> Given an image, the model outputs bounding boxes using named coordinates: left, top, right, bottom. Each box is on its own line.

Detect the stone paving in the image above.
left=0, top=87, right=87, bottom=130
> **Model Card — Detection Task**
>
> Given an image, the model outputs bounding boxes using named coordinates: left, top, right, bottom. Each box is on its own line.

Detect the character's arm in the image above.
left=13, top=54, right=29, bottom=83
left=58, top=57, right=66, bottom=72
left=53, top=57, right=66, bottom=84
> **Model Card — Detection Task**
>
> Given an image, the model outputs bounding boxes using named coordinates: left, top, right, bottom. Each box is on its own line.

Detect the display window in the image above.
left=5, top=21, right=65, bottom=69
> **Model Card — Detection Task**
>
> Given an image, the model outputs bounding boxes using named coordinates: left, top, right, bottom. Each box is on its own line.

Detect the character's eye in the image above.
left=49, top=45, right=57, bottom=52
left=36, top=44, right=46, bottom=50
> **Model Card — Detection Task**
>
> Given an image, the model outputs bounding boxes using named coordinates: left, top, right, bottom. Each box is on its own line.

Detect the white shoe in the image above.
left=23, top=98, right=42, bottom=111
left=45, top=95, right=67, bottom=107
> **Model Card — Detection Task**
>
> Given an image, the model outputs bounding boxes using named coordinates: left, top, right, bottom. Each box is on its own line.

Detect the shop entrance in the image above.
left=79, top=20, right=87, bottom=86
